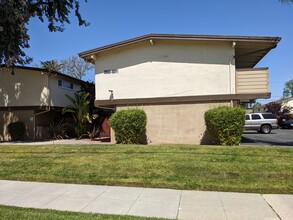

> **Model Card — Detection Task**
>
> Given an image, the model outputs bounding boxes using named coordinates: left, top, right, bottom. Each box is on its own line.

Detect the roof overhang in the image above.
left=79, top=34, right=281, bottom=68
left=0, top=65, right=92, bottom=85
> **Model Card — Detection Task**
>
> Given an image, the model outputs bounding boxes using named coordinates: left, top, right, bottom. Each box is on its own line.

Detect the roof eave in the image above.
left=78, top=33, right=281, bottom=59
left=0, top=65, right=92, bottom=85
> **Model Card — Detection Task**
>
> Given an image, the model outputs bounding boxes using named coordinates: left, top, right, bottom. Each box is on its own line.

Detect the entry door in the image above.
left=100, top=117, right=111, bottom=138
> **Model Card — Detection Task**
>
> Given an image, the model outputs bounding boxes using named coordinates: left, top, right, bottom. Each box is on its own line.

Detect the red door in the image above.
left=99, top=117, right=110, bottom=138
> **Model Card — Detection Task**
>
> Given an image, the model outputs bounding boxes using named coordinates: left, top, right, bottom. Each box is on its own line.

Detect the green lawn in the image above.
left=0, top=144, right=292, bottom=193
left=0, top=205, right=165, bottom=220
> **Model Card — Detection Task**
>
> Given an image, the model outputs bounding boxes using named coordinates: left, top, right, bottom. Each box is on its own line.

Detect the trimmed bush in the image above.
left=204, top=106, right=245, bottom=146
left=7, top=121, right=26, bottom=141
left=109, top=109, right=147, bottom=144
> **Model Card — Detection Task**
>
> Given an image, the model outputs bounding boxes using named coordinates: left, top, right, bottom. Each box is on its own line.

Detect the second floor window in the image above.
left=58, top=80, right=73, bottom=89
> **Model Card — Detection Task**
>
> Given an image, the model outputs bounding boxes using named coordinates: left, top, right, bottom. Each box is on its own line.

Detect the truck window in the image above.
left=252, top=114, right=261, bottom=120
left=262, top=114, right=276, bottom=119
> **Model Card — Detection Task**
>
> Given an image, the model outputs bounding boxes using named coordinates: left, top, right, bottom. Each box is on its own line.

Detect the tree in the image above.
left=38, top=56, right=93, bottom=79
left=265, top=101, right=293, bottom=118
left=60, top=56, right=93, bottom=79
left=283, top=79, right=293, bottom=98
left=40, top=60, right=62, bottom=72
left=63, top=91, right=97, bottom=138
left=252, top=102, right=262, bottom=109
left=0, top=0, right=88, bottom=66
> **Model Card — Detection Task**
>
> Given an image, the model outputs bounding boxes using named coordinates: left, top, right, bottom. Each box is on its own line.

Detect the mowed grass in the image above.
left=0, top=205, right=165, bottom=220
left=0, top=144, right=292, bottom=193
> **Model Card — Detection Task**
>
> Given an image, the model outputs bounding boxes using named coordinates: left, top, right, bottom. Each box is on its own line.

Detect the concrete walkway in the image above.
left=0, top=180, right=292, bottom=220
left=0, top=139, right=108, bottom=145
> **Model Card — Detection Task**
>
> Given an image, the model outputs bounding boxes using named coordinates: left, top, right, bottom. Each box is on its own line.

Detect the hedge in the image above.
left=204, top=106, right=245, bottom=145
left=109, top=109, right=147, bottom=144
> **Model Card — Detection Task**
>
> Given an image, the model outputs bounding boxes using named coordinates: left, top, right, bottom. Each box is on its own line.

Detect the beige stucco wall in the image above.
left=49, top=76, right=82, bottom=107
left=0, top=68, right=83, bottom=108
left=283, top=98, right=293, bottom=113
left=0, top=68, right=49, bottom=107
left=112, top=101, right=231, bottom=145
left=0, top=68, right=84, bottom=141
left=95, top=40, right=236, bottom=101
left=0, top=110, right=34, bottom=141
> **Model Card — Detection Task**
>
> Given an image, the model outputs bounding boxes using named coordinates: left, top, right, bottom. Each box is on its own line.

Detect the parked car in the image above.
left=281, top=120, right=293, bottom=129
left=244, top=113, right=278, bottom=134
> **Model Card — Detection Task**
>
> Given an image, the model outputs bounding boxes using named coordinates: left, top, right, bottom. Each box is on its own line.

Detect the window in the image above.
left=262, top=113, right=276, bottom=119
left=58, top=80, right=73, bottom=89
left=245, top=115, right=250, bottom=120
left=251, top=114, right=261, bottom=120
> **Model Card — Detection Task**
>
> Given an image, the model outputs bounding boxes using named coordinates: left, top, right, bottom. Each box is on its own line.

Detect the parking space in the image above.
left=241, top=129, right=293, bottom=147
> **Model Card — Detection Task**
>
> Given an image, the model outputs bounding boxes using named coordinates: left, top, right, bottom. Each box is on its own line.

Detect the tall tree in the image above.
left=60, top=56, right=94, bottom=79
left=283, top=79, right=293, bottom=98
left=0, top=0, right=88, bottom=66
left=265, top=101, right=293, bottom=118
left=38, top=56, right=93, bottom=79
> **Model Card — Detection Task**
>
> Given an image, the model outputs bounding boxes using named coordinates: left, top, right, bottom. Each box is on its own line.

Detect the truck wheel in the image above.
left=261, top=125, right=271, bottom=134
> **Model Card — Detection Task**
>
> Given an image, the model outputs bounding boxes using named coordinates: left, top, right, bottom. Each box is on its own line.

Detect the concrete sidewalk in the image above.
left=0, top=139, right=108, bottom=145
left=0, top=180, right=292, bottom=220
left=0, top=139, right=89, bottom=145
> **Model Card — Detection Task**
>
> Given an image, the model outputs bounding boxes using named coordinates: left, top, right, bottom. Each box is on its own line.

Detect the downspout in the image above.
left=33, top=73, right=51, bottom=140
left=229, top=41, right=236, bottom=107
left=229, top=56, right=234, bottom=107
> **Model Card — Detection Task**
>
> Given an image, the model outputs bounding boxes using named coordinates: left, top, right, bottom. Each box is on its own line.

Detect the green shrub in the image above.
left=7, top=121, right=26, bottom=141
left=204, top=106, right=245, bottom=145
left=109, top=109, right=147, bottom=144
left=49, top=120, right=68, bottom=140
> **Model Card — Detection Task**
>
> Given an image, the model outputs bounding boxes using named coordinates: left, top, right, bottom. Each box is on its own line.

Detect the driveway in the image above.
left=241, top=129, right=293, bottom=146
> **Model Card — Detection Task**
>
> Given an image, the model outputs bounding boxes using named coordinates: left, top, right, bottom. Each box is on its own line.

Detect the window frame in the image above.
left=58, top=79, right=74, bottom=90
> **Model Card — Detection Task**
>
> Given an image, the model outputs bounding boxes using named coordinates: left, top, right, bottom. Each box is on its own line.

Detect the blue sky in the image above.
left=26, top=0, right=293, bottom=103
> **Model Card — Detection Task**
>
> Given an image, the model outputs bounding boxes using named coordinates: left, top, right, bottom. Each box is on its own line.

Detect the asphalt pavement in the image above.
left=241, top=129, right=293, bottom=146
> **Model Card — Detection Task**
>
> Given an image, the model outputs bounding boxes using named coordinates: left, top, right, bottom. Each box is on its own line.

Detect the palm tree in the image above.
left=40, top=60, right=62, bottom=72
left=63, top=91, right=97, bottom=138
